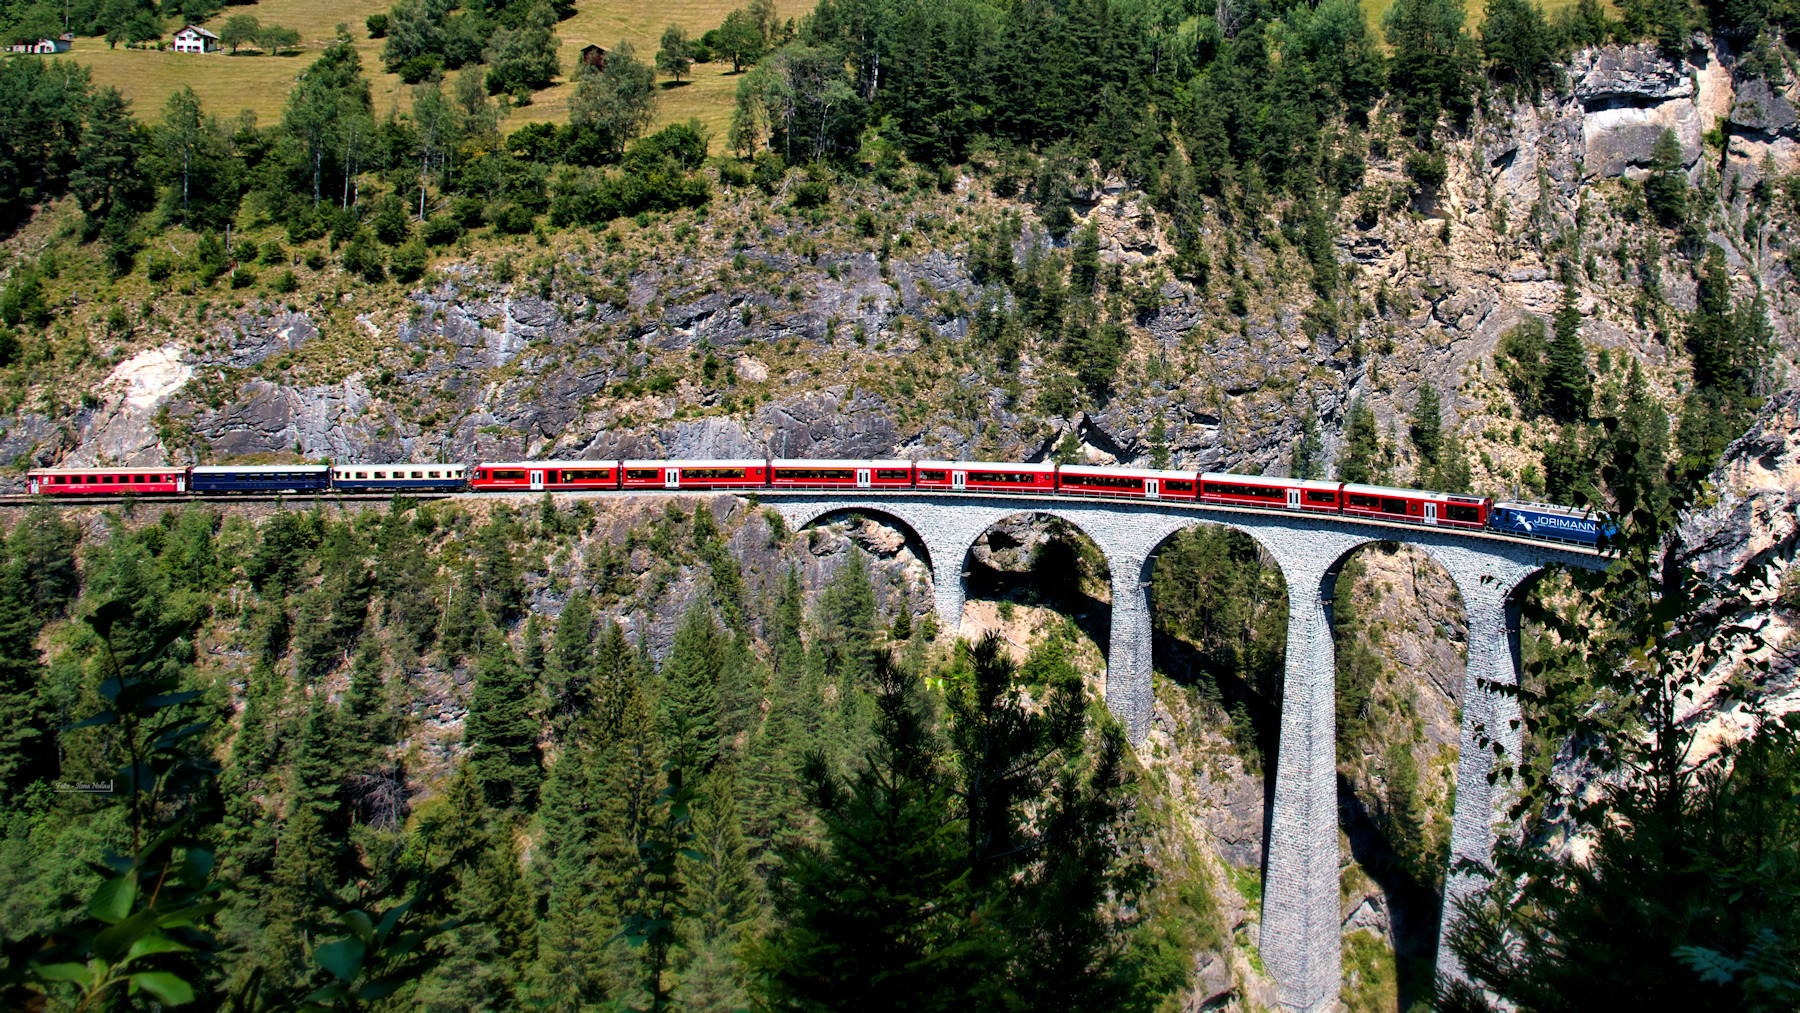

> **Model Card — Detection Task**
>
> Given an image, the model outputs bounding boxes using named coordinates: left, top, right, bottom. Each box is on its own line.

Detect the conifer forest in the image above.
left=0, top=0, right=1798, bottom=1005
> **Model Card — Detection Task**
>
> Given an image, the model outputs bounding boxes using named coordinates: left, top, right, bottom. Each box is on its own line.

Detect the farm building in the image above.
left=172, top=25, right=219, bottom=53
left=6, top=34, right=72, bottom=54
left=580, top=44, right=606, bottom=70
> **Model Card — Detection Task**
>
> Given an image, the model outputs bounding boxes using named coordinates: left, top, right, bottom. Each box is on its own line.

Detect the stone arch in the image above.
left=785, top=504, right=938, bottom=573
left=957, top=508, right=1115, bottom=645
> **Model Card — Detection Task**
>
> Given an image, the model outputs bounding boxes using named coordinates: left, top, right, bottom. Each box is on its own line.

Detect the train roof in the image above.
left=1494, top=500, right=1595, bottom=516
left=480, top=460, right=609, bottom=469
left=770, top=458, right=916, bottom=469
left=1061, top=465, right=1198, bottom=480
left=1340, top=482, right=1490, bottom=503
left=620, top=459, right=766, bottom=468
left=1200, top=473, right=1341, bottom=491
left=29, top=466, right=184, bottom=474
left=915, top=460, right=1058, bottom=472
left=332, top=463, right=464, bottom=472
left=190, top=465, right=329, bottom=474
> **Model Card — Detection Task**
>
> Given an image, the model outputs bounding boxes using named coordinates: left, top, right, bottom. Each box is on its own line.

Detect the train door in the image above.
left=529, top=470, right=545, bottom=491
left=26, top=476, right=37, bottom=494
left=856, top=469, right=872, bottom=489
left=1145, top=478, right=1160, bottom=500
left=664, top=468, right=681, bottom=489
left=1423, top=502, right=1438, bottom=526
left=1286, top=488, right=1301, bottom=510
left=951, top=471, right=967, bottom=491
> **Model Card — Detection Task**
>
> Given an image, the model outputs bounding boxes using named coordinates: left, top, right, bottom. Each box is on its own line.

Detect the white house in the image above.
left=6, top=34, right=72, bottom=54
left=172, top=25, right=219, bottom=53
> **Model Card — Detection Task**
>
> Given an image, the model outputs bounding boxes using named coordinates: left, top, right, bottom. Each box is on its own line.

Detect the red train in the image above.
left=463, top=458, right=1493, bottom=531
left=26, top=458, right=1498, bottom=534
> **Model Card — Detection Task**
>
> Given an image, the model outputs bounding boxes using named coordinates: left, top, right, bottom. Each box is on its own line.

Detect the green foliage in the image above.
left=1446, top=451, right=1796, bottom=1011
left=1545, top=277, right=1593, bottom=422
left=1497, top=316, right=1550, bottom=418
left=468, top=627, right=543, bottom=811
left=1337, top=397, right=1382, bottom=484
left=1409, top=384, right=1443, bottom=473
left=1481, top=0, right=1559, bottom=97
left=484, top=1, right=561, bottom=95
left=656, top=24, right=693, bottom=83
left=1292, top=406, right=1324, bottom=480
left=1645, top=128, right=1689, bottom=226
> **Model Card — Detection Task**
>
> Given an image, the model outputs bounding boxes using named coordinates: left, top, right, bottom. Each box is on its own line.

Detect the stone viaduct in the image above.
left=761, top=491, right=1603, bottom=1013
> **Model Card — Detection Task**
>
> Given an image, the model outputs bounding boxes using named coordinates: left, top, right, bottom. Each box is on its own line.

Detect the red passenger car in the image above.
left=1338, top=484, right=1492, bottom=528
left=1199, top=473, right=1311, bottom=510
left=913, top=461, right=1057, bottom=494
left=620, top=459, right=768, bottom=490
left=768, top=459, right=915, bottom=489
left=29, top=467, right=187, bottom=495
left=1057, top=466, right=1198, bottom=501
left=470, top=461, right=622, bottom=492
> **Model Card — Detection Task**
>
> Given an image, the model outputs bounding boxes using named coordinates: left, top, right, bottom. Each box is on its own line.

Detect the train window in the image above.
left=1306, top=490, right=1336, bottom=503
left=493, top=469, right=527, bottom=480
left=1207, top=482, right=1283, bottom=499
left=54, top=476, right=66, bottom=484
left=1446, top=504, right=1480, bottom=523
left=626, top=469, right=659, bottom=481
left=564, top=470, right=611, bottom=481
left=428, top=471, right=440, bottom=478
left=685, top=468, right=747, bottom=479
left=1380, top=497, right=1409, bottom=514
left=919, top=470, right=947, bottom=482
left=969, top=471, right=1043, bottom=484
left=776, top=468, right=853, bottom=481
left=105, top=475, right=116, bottom=484
left=876, top=469, right=909, bottom=481
left=1064, top=473, right=1139, bottom=488
left=1164, top=480, right=1194, bottom=492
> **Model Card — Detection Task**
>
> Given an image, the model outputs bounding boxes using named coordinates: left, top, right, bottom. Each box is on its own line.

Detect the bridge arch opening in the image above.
left=787, top=506, right=937, bottom=637
left=960, top=511, right=1113, bottom=660
left=1327, top=540, right=1469, bottom=1009
left=1142, top=522, right=1291, bottom=868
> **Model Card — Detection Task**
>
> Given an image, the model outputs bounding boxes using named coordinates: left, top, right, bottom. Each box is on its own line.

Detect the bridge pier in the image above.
left=1417, top=549, right=1537, bottom=986
left=929, top=553, right=967, bottom=637
left=1102, top=550, right=1156, bottom=742
left=1260, top=533, right=1368, bottom=1013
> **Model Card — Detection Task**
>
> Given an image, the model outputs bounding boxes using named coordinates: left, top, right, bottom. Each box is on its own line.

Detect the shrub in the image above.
left=790, top=180, right=830, bottom=208
left=258, top=240, right=285, bottom=265
left=422, top=215, right=464, bottom=247
left=493, top=203, right=536, bottom=235
left=342, top=231, right=385, bottom=283
left=717, top=160, right=751, bottom=187
left=272, top=270, right=299, bottom=293
left=398, top=54, right=443, bottom=84
left=146, top=255, right=174, bottom=282
left=0, top=269, right=49, bottom=328
left=365, top=12, right=388, bottom=37
left=372, top=195, right=412, bottom=245
left=229, top=266, right=257, bottom=289
left=303, top=248, right=327, bottom=270
left=390, top=239, right=429, bottom=283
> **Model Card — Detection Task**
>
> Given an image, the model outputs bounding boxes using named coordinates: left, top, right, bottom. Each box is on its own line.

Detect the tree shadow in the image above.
left=1339, top=772, right=1444, bottom=1012
left=659, top=79, right=692, bottom=90
left=1152, top=630, right=1282, bottom=839
left=966, top=557, right=1111, bottom=655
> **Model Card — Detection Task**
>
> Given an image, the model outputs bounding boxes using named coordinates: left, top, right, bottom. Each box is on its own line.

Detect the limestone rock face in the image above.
left=1680, top=387, right=1800, bottom=579
left=1571, top=43, right=1695, bottom=106
left=1731, top=77, right=1800, bottom=135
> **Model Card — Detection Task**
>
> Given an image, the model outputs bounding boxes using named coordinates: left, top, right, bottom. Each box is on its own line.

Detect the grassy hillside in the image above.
left=50, top=0, right=813, bottom=142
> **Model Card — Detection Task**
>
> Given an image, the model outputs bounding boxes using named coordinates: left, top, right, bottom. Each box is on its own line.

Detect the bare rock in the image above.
left=1571, top=43, right=1694, bottom=107
left=1730, top=77, right=1798, bottom=135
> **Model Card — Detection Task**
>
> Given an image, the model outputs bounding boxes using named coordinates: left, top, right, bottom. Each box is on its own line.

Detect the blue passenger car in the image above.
left=1490, top=501, right=1613, bottom=547
left=189, top=465, right=332, bottom=494
left=331, top=464, right=467, bottom=492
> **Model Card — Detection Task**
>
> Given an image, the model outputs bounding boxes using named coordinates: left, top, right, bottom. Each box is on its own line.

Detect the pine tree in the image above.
left=1546, top=277, right=1593, bottom=422
left=658, top=603, right=725, bottom=768
left=817, top=548, right=878, bottom=684
left=467, top=626, right=543, bottom=811
left=749, top=653, right=1004, bottom=1011
left=1410, top=384, right=1443, bottom=476
left=416, top=764, right=537, bottom=1012
left=1291, top=406, right=1323, bottom=480
left=531, top=734, right=617, bottom=1010
left=1336, top=397, right=1381, bottom=484
left=476, top=508, right=524, bottom=624
left=1645, top=128, right=1688, bottom=226
left=440, top=562, right=487, bottom=664
left=546, top=590, right=597, bottom=728
left=0, top=561, right=50, bottom=793
left=679, top=762, right=756, bottom=1009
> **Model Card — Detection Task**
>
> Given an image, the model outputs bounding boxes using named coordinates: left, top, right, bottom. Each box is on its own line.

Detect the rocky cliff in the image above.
left=4, top=37, right=1797, bottom=490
